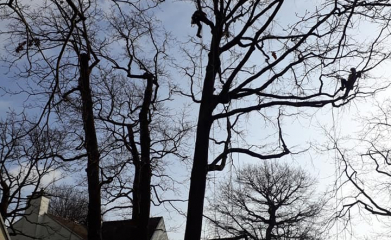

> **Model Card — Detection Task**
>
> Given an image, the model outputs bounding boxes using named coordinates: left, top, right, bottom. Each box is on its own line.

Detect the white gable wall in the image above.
left=151, top=218, right=169, bottom=240
left=9, top=193, right=83, bottom=240
left=11, top=215, right=83, bottom=240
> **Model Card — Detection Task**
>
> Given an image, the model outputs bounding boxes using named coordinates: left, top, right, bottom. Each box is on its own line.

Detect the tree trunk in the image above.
left=132, top=161, right=141, bottom=221
left=184, top=40, right=220, bottom=240
left=0, top=181, right=9, bottom=219
left=265, top=206, right=276, bottom=240
left=184, top=116, right=212, bottom=240
left=79, top=53, right=102, bottom=240
left=137, top=161, right=151, bottom=240
left=132, top=73, right=154, bottom=240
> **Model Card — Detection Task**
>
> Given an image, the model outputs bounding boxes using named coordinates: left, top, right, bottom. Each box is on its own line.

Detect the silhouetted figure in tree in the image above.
left=191, top=10, right=207, bottom=38
left=340, top=67, right=362, bottom=98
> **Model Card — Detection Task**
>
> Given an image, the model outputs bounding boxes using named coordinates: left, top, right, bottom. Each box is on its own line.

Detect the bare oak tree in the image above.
left=206, top=163, right=324, bottom=240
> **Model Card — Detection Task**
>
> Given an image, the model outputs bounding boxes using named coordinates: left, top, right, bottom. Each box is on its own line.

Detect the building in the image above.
left=9, top=191, right=87, bottom=240
left=9, top=191, right=168, bottom=240
left=102, top=217, right=168, bottom=240
left=0, top=214, right=11, bottom=240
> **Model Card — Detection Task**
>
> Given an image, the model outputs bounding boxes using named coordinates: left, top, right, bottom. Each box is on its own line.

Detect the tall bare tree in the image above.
left=181, top=1, right=391, bottom=239
left=1, top=0, right=103, bottom=237
left=95, top=5, right=190, bottom=239
left=0, top=1, right=186, bottom=240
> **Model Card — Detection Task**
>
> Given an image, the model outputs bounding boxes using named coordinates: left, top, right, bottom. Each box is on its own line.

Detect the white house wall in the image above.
left=151, top=218, right=169, bottom=240
left=11, top=214, right=83, bottom=240
left=10, top=193, right=84, bottom=240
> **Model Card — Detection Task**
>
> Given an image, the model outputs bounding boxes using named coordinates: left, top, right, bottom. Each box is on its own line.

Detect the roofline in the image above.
left=102, top=216, right=163, bottom=224
left=46, top=214, right=86, bottom=240
left=149, top=217, right=165, bottom=240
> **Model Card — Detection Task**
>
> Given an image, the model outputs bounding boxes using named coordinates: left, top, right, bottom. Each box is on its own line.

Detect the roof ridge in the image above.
left=46, top=213, right=87, bottom=240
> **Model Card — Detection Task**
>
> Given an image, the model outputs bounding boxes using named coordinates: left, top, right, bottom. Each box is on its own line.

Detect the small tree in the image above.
left=47, top=184, right=88, bottom=225
left=207, top=162, right=324, bottom=240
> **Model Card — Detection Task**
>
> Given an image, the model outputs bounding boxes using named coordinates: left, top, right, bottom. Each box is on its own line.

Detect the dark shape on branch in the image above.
left=15, top=38, right=40, bottom=53
left=271, top=51, right=277, bottom=60
left=191, top=10, right=208, bottom=38
left=340, top=67, right=362, bottom=98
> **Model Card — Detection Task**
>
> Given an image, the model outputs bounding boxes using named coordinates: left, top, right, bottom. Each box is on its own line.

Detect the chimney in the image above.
left=26, top=189, right=50, bottom=217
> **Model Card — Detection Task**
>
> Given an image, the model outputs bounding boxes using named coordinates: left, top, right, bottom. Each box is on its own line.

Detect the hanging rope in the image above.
left=331, top=101, right=339, bottom=240
left=332, top=64, right=344, bottom=240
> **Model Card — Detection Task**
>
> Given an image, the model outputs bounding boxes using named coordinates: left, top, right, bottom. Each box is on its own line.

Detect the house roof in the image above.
left=45, top=213, right=164, bottom=240
left=101, top=217, right=162, bottom=240
left=46, top=215, right=163, bottom=240
left=47, top=214, right=88, bottom=240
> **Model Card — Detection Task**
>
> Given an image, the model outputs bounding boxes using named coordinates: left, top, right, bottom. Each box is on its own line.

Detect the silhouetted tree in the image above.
left=0, top=113, right=66, bottom=229
left=95, top=6, right=190, bottom=239
left=207, top=162, right=324, bottom=240
left=182, top=1, right=391, bottom=239
left=331, top=98, right=391, bottom=237
left=0, top=1, right=186, bottom=240
left=48, top=184, right=89, bottom=225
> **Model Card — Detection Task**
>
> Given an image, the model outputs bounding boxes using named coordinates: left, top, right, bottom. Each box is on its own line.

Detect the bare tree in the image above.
left=47, top=184, right=88, bottom=226
left=95, top=5, right=190, bottom=239
left=206, top=162, right=324, bottom=240
left=1, top=0, right=103, bottom=237
left=3, top=1, right=391, bottom=240
left=330, top=98, right=391, bottom=236
left=0, top=113, right=66, bottom=228
left=0, top=1, right=186, bottom=240
left=181, top=1, right=391, bottom=239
